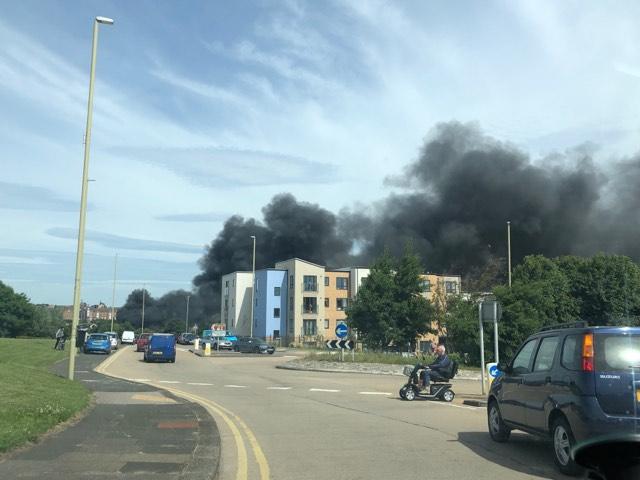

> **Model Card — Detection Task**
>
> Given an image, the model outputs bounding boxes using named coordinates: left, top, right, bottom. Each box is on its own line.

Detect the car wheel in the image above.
left=488, top=401, right=511, bottom=442
left=233, top=345, right=239, bottom=352
left=399, top=386, right=408, bottom=399
left=552, top=417, right=582, bottom=476
left=170, top=357, right=175, bottom=363
left=441, top=389, right=455, bottom=402
left=268, top=350, right=275, bottom=355
left=404, top=386, right=416, bottom=401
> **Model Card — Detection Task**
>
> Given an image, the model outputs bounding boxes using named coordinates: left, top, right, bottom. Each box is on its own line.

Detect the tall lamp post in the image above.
left=68, top=16, right=114, bottom=380
left=110, top=253, right=118, bottom=331
left=250, top=235, right=256, bottom=337
left=185, top=294, right=191, bottom=333
left=507, top=221, right=512, bottom=288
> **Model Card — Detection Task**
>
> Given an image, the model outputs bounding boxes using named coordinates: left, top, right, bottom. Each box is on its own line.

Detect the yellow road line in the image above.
left=94, top=346, right=129, bottom=374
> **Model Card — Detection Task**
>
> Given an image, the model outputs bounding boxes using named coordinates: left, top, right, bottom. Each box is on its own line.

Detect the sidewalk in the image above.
left=0, top=349, right=220, bottom=480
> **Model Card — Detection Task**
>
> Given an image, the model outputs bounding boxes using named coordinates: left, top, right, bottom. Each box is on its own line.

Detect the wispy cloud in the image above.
left=109, top=146, right=341, bottom=187
left=155, top=212, right=230, bottom=223
left=46, top=228, right=204, bottom=254
left=0, top=181, right=81, bottom=212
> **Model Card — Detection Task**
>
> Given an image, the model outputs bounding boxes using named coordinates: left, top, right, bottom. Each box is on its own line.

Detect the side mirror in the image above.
left=497, top=362, right=510, bottom=374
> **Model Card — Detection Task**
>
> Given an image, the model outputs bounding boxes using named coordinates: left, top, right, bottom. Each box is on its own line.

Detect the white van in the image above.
left=121, top=331, right=135, bottom=344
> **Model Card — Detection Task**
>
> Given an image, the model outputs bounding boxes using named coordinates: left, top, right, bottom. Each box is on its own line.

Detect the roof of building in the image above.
left=274, top=257, right=325, bottom=268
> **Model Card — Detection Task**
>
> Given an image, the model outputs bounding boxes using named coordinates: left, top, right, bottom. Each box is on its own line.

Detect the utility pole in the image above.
left=110, top=253, right=118, bottom=331
left=141, top=286, right=146, bottom=334
left=250, top=235, right=256, bottom=337
left=185, top=294, right=191, bottom=333
left=507, top=221, right=512, bottom=288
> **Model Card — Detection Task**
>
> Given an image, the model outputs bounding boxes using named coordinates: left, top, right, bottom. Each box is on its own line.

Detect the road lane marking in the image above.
left=93, top=345, right=129, bottom=374
left=359, top=391, right=392, bottom=395
left=81, top=379, right=99, bottom=382
left=130, top=378, right=151, bottom=382
left=75, top=370, right=90, bottom=373
left=267, top=386, right=291, bottom=390
left=158, top=380, right=181, bottom=384
left=225, top=384, right=248, bottom=388
left=187, top=382, right=213, bottom=386
left=310, top=388, right=340, bottom=392
left=282, top=355, right=297, bottom=358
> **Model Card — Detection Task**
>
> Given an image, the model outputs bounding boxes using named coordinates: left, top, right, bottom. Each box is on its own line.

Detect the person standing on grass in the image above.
left=54, top=326, right=64, bottom=350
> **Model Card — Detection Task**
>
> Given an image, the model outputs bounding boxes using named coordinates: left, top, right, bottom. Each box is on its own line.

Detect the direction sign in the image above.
left=487, top=362, right=500, bottom=379
left=326, top=340, right=354, bottom=350
left=335, top=322, right=348, bottom=339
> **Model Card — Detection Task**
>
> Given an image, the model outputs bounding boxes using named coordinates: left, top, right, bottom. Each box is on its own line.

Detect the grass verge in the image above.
left=0, top=338, right=90, bottom=453
left=303, top=350, right=428, bottom=365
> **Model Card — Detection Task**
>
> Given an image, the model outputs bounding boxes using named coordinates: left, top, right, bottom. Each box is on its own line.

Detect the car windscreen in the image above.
left=89, top=334, right=107, bottom=341
left=595, top=334, right=640, bottom=371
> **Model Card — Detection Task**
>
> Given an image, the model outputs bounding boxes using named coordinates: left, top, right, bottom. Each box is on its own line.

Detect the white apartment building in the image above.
left=221, top=271, right=253, bottom=335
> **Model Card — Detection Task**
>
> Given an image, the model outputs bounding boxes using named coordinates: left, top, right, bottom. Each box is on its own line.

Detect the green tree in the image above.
left=0, top=281, right=37, bottom=337
left=556, top=254, right=640, bottom=325
left=441, top=295, right=481, bottom=364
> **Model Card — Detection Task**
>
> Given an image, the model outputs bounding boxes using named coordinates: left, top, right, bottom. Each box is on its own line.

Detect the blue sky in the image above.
left=2, top=0, right=640, bottom=305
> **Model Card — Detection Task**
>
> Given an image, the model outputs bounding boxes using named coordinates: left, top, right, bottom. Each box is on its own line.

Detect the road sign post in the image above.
left=479, top=303, right=486, bottom=395
left=335, top=322, right=348, bottom=362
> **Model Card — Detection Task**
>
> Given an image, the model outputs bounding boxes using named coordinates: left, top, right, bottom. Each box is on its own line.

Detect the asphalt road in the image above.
left=102, top=346, right=567, bottom=480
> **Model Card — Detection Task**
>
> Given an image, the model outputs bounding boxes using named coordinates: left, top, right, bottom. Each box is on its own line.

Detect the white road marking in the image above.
left=131, top=378, right=151, bottom=382
left=309, top=388, right=340, bottom=392
left=81, top=379, right=99, bottom=382
left=187, top=382, right=214, bottom=386
left=359, top=391, right=392, bottom=395
left=158, top=380, right=181, bottom=384
left=224, top=384, right=248, bottom=388
left=442, top=403, right=480, bottom=410
left=75, top=370, right=90, bottom=373
left=267, top=386, right=292, bottom=390
left=282, top=355, right=297, bottom=358
left=177, top=348, right=189, bottom=352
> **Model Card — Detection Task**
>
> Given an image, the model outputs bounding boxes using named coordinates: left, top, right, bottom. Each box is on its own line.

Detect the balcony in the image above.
left=303, top=275, right=318, bottom=292
left=302, top=297, right=318, bottom=314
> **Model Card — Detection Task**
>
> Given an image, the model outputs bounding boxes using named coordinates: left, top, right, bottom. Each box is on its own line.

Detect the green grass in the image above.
left=0, top=338, right=90, bottom=453
left=303, top=350, right=432, bottom=365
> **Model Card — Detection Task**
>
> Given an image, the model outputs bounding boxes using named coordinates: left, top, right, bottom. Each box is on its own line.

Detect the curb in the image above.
left=462, top=399, right=488, bottom=407
left=275, top=363, right=481, bottom=380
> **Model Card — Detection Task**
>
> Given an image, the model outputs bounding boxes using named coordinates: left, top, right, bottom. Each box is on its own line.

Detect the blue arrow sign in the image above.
left=335, top=322, right=348, bottom=339
left=489, top=364, right=500, bottom=378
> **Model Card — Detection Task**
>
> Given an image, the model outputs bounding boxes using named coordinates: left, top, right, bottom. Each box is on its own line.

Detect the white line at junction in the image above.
left=309, top=388, right=340, bottom=392
left=224, top=384, right=248, bottom=388
left=130, top=378, right=151, bottom=382
left=158, top=380, right=181, bottom=384
left=359, top=391, right=392, bottom=395
left=267, top=386, right=292, bottom=390
left=187, top=382, right=213, bottom=386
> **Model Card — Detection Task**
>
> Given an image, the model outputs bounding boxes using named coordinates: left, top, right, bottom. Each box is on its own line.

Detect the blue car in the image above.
left=83, top=333, right=112, bottom=354
left=144, top=333, right=176, bottom=363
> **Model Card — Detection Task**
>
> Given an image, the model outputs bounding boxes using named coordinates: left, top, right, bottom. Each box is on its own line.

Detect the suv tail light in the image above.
left=582, top=333, right=594, bottom=372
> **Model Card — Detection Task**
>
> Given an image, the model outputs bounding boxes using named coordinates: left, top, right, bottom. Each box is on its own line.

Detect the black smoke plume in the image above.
left=131, top=121, right=640, bottom=324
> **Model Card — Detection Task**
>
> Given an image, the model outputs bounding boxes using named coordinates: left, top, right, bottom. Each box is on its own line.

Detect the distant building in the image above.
left=62, top=302, right=117, bottom=323
left=252, top=269, right=288, bottom=340
left=323, top=269, right=351, bottom=339
left=221, top=272, right=253, bottom=335
left=417, top=273, right=462, bottom=352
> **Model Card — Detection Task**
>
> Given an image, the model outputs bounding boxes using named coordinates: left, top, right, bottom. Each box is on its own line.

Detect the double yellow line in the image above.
left=94, top=347, right=270, bottom=480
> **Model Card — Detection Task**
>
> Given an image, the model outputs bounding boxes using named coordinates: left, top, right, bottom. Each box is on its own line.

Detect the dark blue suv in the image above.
left=488, top=324, right=640, bottom=475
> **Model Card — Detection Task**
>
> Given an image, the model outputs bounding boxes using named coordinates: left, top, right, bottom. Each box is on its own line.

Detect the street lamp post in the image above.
left=507, top=221, right=512, bottom=288
left=250, top=235, right=256, bottom=337
left=141, top=286, right=146, bottom=334
left=68, top=16, right=114, bottom=380
left=110, top=253, right=118, bottom=332
left=185, top=295, right=191, bottom=333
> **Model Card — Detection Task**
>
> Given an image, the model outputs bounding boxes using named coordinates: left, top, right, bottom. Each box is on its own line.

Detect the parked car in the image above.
left=82, top=333, right=111, bottom=354
left=136, top=333, right=151, bottom=352
left=143, top=333, right=176, bottom=363
left=103, top=331, right=119, bottom=350
left=212, top=336, right=234, bottom=350
left=177, top=333, right=196, bottom=345
left=234, top=336, right=275, bottom=354
left=487, top=323, right=640, bottom=475
left=121, top=330, right=135, bottom=344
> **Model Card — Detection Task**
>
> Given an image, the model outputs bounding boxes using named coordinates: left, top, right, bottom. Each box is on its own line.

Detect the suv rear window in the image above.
left=561, top=334, right=582, bottom=371
left=533, top=337, right=559, bottom=371
left=595, top=334, right=640, bottom=371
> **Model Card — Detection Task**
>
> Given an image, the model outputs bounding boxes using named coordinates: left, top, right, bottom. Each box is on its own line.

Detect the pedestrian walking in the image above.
left=54, top=326, right=64, bottom=350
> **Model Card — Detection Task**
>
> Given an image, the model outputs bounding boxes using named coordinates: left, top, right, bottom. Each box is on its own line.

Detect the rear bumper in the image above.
left=567, top=397, right=640, bottom=444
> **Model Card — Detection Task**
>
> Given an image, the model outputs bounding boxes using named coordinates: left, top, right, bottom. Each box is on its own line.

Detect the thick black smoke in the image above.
left=138, top=121, right=640, bottom=322
left=192, top=193, right=351, bottom=318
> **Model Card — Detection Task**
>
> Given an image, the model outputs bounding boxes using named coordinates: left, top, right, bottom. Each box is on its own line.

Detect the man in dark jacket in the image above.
left=422, top=345, right=452, bottom=390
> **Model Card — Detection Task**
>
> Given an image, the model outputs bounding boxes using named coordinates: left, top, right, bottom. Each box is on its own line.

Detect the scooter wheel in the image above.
left=404, top=387, right=416, bottom=401
left=399, top=386, right=408, bottom=399
left=442, top=389, right=455, bottom=402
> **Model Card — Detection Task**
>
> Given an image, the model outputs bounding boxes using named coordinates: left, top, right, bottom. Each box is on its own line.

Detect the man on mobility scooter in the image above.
left=400, top=345, right=458, bottom=402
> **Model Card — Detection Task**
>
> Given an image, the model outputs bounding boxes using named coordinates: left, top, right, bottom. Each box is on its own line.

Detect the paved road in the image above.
left=103, top=347, right=566, bottom=480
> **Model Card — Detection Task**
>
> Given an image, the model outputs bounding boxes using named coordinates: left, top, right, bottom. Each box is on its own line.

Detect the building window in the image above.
left=324, top=276, right=329, bottom=286
left=419, top=279, right=431, bottom=292
left=303, top=275, right=317, bottom=291
left=445, top=281, right=457, bottom=294
left=255, top=297, right=258, bottom=306
left=289, top=297, right=293, bottom=311
left=336, top=298, right=348, bottom=311
left=225, top=280, right=229, bottom=287
left=336, top=277, right=348, bottom=290
left=289, top=275, right=294, bottom=289
left=274, top=308, right=280, bottom=318
left=232, top=279, right=235, bottom=287
left=303, top=297, right=318, bottom=314
left=303, top=319, right=317, bottom=336
left=324, top=298, right=329, bottom=308
left=324, top=319, right=329, bottom=329
left=274, top=287, right=281, bottom=296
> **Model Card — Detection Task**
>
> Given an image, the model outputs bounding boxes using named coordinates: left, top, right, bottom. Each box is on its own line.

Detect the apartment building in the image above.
left=253, top=269, right=288, bottom=340
left=221, top=271, right=253, bottom=335
left=417, top=273, right=462, bottom=352
left=274, top=258, right=326, bottom=341
left=323, top=270, right=351, bottom=339
left=62, top=302, right=117, bottom=323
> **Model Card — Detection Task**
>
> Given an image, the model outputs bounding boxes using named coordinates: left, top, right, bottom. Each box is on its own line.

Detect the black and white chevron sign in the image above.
left=326, top=340, right=354, bottom=350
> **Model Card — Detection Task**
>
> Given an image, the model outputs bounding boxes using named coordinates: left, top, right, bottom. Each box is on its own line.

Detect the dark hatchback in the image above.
left=234, top=337, right=275, bottom=354
left=488, top=324, right=640, bottom=475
